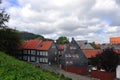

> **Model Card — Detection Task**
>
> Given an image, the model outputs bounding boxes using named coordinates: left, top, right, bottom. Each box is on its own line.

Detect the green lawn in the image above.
left=0, top=51, right=70, bottom=80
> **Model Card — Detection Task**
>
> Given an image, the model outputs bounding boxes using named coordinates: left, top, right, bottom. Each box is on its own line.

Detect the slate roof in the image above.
left=61, top=38, right=88, bottom=67
left=77, top=40, right=94, bottom=49
left=101, top=44, right=120, bottom=50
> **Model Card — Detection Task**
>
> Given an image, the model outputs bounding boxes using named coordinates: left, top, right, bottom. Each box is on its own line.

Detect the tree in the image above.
left=90, top=42, right=100, bottom=49
left=91, top=48, right=119, bottom=72
left=56, top=36, right=69, bottom=44
left=0, top=28, right=21, bottom=55
left=0, top=5, right=9, bottom=28
left=0, top=1, right=21, bottom=55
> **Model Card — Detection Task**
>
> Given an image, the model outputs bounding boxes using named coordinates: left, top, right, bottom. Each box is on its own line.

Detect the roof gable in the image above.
left=61, top=38, right=88, bottom=67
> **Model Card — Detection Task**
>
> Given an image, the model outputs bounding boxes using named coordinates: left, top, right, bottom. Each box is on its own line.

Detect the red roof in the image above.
left=58, top=44, right=64, bottom=50
left=37, top=41, right=53, bottom=50
left=114, top=50, right=120, bottom=54
left=82, top=49, right=101, bottom=58
left=21, top=39, right=42, bottom=49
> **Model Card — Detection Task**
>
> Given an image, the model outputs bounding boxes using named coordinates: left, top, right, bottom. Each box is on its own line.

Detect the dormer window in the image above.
left=70, top=46, right=76, bottom=50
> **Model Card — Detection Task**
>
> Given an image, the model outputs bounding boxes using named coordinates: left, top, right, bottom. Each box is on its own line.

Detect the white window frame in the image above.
left=37, top=51, right=39, bottom=55
left=46, top=52, right=48, bottom=56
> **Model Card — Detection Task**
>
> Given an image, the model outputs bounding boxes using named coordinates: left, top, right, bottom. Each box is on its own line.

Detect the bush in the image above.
left=90, top=48, right=119, bottom=72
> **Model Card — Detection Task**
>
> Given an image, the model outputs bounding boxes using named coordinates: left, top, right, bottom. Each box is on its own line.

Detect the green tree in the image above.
left=91, top=48, right=119, bottom=72
left=56, top=36, right=69, bottom=44
left=0, top=28, right=21, bottom=55
left=0, top=4, right=9, bottom=28
left=0, top=1, right=21, bottom=55
left=90, top=42, right=100, bottom=49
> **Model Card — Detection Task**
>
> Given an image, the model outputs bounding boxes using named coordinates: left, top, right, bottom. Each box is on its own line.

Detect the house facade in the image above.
left=18, top=39, right=58, bottom=64
left=36, top=41, right=58, bottom=64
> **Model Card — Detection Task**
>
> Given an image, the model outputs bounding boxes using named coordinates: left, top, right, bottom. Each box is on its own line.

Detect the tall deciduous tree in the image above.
left=0, top=1, right=21, bottom=55
left=0, top=1, right=9, bottom=28
left=56, top=36, right=69, bottom=44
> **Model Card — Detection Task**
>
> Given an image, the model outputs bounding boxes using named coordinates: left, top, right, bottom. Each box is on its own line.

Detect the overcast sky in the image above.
left=1, top=0, right=120, bottom=43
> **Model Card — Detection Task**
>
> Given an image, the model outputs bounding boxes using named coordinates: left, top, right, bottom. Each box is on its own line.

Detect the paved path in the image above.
left=32, top=63, right=99, bottom=80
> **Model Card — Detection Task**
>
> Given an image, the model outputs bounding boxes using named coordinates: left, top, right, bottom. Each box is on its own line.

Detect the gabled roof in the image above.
left=21, top=39, right=42, bottom=49
left=37, top=41, right=53, bottom=50
left=61, top=38, right=88, bottom=67
left=82, top=49, right=101, bottom=58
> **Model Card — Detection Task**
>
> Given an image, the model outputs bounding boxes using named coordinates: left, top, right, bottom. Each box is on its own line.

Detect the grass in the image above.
left=0, top=51, right=71, bottom=80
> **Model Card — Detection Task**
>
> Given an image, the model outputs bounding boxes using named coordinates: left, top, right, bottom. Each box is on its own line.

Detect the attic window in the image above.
left=72, top=54, right=79, bottom=58
left=65, top=54, right=71, bottom=57
left=70, top=46, right=76, bottom=50
left=66, top=61, right=73, bottom=64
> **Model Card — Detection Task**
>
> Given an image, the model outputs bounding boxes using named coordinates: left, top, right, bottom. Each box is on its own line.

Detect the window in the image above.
left=68, top=54, right=71, bottom=57
left=52, top=45, right=55, bottom=48
left=23, top=50, right=27, bottom=54
left=55, top=51, right=57, bottom=55
left=66, top=61, right=73, bottom=64
left=70, top=46, right=76, bottom=50
left=46, top=52, right=48, bottom=56
left=43, top=58, right=45, bottom=62
left=76, top=54, right=79, bottom=58
left=28, top=50, right=30, bottom=54
left=40, top=58, right=42, bottom=62
left=65, top=54, right=71, bottom=57
left=66, top=61, right=69, bottom=64
left=30, top=56, right=35, bottom=61
left=45, top=58, right=48, bottom=63
left=65, top=54, right=68, bottom=57
left=40, top=51, right=42, bottom=55
left=37, top=51, right=39, bottom=55
left=31, top=50, right=35, bottom=55
left=42, top=52, right=45, bottom=56
left=69, top=61, right=73, bottom=64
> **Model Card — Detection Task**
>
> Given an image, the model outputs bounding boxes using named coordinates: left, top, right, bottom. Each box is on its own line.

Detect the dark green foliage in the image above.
left=0, top=2, right=21, bottom=55
left=20, top=31, right=44, bottom=40
left=0, top=28, right=21, bottom=55
left=0, top=51, right=71, bottom=80
left=56, top=36, right=69, bottom=44
left=0, top=7, right=9, bottom=28
left=90, top=48, right=119, bottom=72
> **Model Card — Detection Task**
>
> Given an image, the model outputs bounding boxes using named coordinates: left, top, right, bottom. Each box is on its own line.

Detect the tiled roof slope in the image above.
left=37, top=41, right=53, bottom=50
left=82, top=49, right=101, bottom=58
left=21, top=39, right=42, bottom=49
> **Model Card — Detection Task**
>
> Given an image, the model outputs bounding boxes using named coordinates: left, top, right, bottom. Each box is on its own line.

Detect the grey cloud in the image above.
left=116, top=0, right=120, bottom=5
left=3, top=0, right=120, bottom=43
